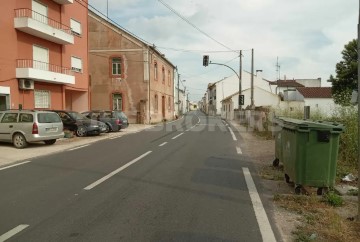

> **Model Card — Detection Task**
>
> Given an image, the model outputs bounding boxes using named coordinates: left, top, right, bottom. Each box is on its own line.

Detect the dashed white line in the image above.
left=171, top=132, right=184, bottom=139
left=0, top=161, right=32, bottom=171
left=242, top=167, right=277, bottom=242
left=84, top=151, right=152, bottom=190
left=236, top=146, right=242, bottom=154
left=228, top=127, right=237, bottom=141
left=0, top=224, right=29, bottom=242
left=159, top=142, right=168, bottom=147
left=69, top=144, right=90, bottom=151
left=109, top=136, right=121, bottom=140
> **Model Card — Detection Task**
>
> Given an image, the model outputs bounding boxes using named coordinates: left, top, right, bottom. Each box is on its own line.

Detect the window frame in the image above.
left=34, top=89, right=51, bottom=109
left=71, top=56, right=82, bottom=73
left=70, top=18, right=82, bottom=36
left=111, top=57, right=122, bottom=76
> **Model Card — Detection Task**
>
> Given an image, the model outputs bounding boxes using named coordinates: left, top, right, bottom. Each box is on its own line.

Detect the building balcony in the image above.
left=14, top=8, right=74, bottom=45
left=16, top=59, right=75, bottom=85
left=52, top=0, right=73, bottom=4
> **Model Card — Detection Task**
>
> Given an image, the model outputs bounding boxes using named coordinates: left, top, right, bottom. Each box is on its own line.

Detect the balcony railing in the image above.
left=14, top=8, right=72, bottom=35
left=17, top=59, right=73, bottom=76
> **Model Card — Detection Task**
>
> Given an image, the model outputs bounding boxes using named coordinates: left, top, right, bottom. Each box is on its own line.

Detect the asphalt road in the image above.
left=0, top=111, right=279, bottom=242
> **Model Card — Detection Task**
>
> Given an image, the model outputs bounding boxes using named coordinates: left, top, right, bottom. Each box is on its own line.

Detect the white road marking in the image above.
left=84, top=151, right=152, bottom=190
left=159, top=142, right=168, bottom=147
left=109, top=136, right=121, bottom=140
left=236, top=146, right=242, bottom=154
left=242, top=167, right=277, bottom=242
left=228, top=127, right=237, bottom=141
left=69, top=144, right=89, bottom=151
left=0, top=224, right=29, bottom=242
left=171, top=132, right=184, bottom=139
left=0, top=161, right=32, bottom=171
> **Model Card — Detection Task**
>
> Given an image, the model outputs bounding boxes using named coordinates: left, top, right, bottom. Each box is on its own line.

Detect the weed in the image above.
left=322, top=192, right=343, bottom=207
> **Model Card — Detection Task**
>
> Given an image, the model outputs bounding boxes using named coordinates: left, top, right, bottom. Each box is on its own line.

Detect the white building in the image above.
left=174, top=87, right=186, bottom=116
left=206, top=71, right=272, bottom=115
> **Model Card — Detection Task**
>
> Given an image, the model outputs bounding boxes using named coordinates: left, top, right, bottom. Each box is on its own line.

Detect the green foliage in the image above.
left=322, top=192, right=343, bottom=207
left=329, top=39, right=358, bottom=106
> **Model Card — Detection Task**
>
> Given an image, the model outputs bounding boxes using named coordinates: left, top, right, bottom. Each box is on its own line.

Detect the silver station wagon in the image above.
left=0, top=110, right=64, bottom=149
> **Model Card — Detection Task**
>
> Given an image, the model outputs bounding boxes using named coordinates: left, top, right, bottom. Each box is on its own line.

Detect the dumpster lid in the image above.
left=279, top=117, right=344, bottom=133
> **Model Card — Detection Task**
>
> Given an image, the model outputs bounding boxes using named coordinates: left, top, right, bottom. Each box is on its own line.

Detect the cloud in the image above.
left=89, top=0, right=358, bottom=101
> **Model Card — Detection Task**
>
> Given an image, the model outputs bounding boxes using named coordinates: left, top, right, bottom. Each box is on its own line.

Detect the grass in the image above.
left=274, top=194, right=360, bottom=241
left=259, top=164, right=284, bottom=181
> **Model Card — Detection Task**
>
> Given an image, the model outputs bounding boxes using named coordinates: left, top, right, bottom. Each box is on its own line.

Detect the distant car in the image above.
left=82, top=110, right=121, bottom=132
left=50, top=110, right=107, bottom=137
left=0, top=109, right=64, bottom=148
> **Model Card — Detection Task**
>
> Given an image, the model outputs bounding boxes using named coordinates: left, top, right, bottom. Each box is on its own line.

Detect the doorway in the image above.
left=161, top=96, right=165, bottom=119
left=0, top=95, right=9, bottom=111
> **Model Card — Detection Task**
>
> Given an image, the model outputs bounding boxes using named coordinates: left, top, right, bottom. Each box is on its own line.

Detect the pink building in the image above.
left=0, top=0, right=89, bottom=111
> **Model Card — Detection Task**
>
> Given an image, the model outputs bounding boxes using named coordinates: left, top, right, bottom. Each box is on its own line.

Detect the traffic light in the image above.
left=203, top=55, right=209, bottom=66
left=239, top=95, right=244, bottom=105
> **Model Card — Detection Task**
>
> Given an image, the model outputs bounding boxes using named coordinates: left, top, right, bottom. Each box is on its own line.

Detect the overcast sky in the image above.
left=88, top=0, right=358, bottom=101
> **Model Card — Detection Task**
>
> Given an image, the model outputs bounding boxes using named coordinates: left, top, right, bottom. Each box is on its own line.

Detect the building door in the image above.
left=0, top=95, right=9, bottom=111
left=112, top=93, right=122, bottom=110
left=33, top=45, right=49, bottom=71
left=161, top=96, right=165, bottom=119
left=32, top=0, right=48, bottom=23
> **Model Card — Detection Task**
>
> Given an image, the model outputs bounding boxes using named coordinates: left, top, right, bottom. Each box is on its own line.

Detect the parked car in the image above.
left=112, top=110, right=129, bottom=129
left=0, top=110, right=64, bottom=148
left=82, top=110, right=129, bottom=130
left=82, top=110, right=121, bottom=132
left=50, top=110, right=107, bottom=137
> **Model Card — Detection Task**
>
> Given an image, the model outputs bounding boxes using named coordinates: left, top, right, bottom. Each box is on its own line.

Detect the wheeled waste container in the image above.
left=272, top=118, right=284, bottom=167
left=280, top=118, right=344, bottom=195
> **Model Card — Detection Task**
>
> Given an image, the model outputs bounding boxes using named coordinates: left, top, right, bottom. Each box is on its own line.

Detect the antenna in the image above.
left=276, top=57, right=280, bottom=81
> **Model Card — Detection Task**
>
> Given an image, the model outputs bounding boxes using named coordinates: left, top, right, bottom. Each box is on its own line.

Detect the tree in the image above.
left=330, top=39, right=358, bottom=105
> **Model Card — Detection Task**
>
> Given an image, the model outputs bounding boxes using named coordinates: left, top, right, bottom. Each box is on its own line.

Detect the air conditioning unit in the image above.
left=18, top=79, right=34, bottom=90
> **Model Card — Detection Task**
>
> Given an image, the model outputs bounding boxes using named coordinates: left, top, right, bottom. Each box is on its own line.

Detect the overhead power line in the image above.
left=158, top=0, right=236, bottom=53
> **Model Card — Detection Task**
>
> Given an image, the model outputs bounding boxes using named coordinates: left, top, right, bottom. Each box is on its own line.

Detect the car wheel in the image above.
left=105, top=124, right=110, bottom=133
left=44, top=139, right=56, bottom=145
left=13, top=133, right=28, bottom=149
left=76, top=126, right=87, bottom=137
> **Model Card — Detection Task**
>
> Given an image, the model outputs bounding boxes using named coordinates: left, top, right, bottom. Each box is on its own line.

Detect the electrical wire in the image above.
left=158, top=0, right=236, bottom=53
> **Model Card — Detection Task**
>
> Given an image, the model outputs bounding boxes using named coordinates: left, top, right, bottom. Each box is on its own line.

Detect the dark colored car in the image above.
left=82, top=110, right=121, bottom=132
left=111, top=110, right=129, bottom=129
left=50, top=110, right=107, bottom=137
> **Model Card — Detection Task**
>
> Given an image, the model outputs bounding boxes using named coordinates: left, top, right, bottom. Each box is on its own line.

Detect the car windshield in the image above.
left=68, top=111, right=88, bottom=120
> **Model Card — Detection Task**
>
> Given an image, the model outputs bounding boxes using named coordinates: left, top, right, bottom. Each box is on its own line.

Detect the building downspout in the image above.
left=148, top=49, right=151, bottom=124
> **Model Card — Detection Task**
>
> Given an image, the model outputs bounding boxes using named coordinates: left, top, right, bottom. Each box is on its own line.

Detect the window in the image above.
left=34, top=90, right=50, bottom=108
left=1, top=113, right=18, bottom=123
left=112, top=58, right=122, bottom=75
left=168, top=97, right=171, bottom=111
left=112, top=93, right=122, bottom=111
left=154, top=62, right=158, bottom=80
left=154, top=94, right=158, bottom=112
left=71, top=56, right=82, bottom=72
left=162, top=67, right=165, bottom=84
left=70, top=18, right=81, bottom=36
left=168, top=70, right=171, bottom=86
left=19, top=113, right=33, bottom=123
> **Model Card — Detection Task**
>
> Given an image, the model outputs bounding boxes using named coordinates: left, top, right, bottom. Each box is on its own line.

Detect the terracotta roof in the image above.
left=297, top=87, right=332, bottom=98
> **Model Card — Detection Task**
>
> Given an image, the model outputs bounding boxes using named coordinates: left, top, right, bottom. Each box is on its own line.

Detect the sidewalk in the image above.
left=0, top=124, right=153, bottom=168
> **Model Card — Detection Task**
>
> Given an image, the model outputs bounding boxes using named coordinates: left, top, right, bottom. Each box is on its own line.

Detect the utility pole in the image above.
left=251, top=48, right=254, bottom=108
left=238, top=50, right=242, bottom=110
left=357, top=0, right=360, bottom=220
left=177, top=72, right=180, bottom=117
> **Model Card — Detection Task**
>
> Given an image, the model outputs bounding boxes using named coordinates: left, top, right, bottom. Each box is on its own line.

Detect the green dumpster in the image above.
left=280, top=118, right=344, bottom=195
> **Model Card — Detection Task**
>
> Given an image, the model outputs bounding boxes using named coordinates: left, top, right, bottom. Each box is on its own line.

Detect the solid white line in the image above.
left=84, top=151, right=152, bottom=190
left=159, top=142, right=168, bottom=147
left=0, top=161, right=32, bottom=171
left=236, top=146, right=242, bottom=154
left=242, top=167, right=277, bottom=242
left=69, top=144, right=89, bottom=151
left=0, top=224, right=29, bottom=242
left=171, top=132, right=184, bottom=139
left=228, top=127, right=237, bottom=141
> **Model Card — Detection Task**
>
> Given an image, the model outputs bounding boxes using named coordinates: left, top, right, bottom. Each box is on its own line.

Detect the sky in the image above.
left=88, top=0, right=358, bottom=101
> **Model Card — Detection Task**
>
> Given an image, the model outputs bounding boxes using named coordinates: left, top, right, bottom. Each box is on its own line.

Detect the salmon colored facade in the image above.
left=0, top=0, right=89, bottom=112
left=88, top=11, right=175, bottom=124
